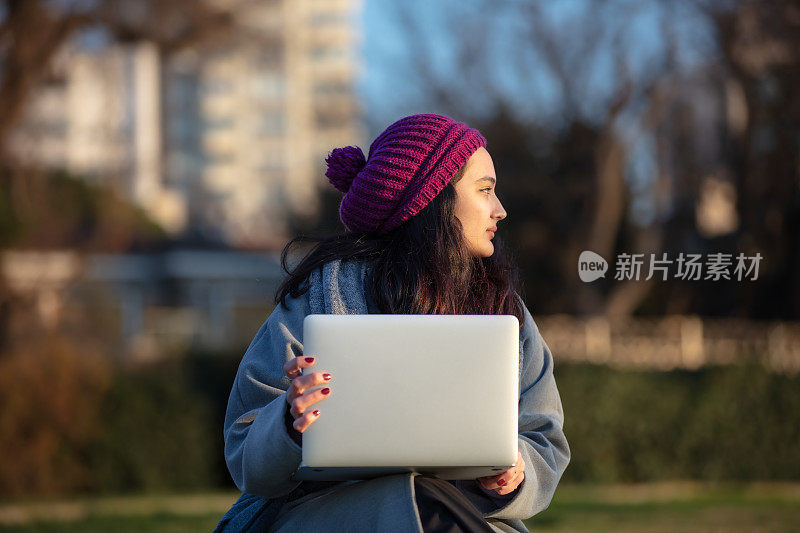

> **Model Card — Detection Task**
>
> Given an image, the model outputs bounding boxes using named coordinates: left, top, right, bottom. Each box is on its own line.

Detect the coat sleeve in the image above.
left=455, top=300, right=571, bottom=520
left=223, top=292, right=311, bottom=499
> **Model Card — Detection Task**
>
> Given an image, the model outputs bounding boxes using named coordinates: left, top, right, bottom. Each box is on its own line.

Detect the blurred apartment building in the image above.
left=9, top=0, right=366, bottom=249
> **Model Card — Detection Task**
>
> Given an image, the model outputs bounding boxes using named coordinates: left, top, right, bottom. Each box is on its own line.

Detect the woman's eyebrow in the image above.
left=476, top=176, right=496, bottom=184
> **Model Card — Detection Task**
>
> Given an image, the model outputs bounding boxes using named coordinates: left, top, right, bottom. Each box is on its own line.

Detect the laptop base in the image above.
left=292, top=463, right=511, bottom=481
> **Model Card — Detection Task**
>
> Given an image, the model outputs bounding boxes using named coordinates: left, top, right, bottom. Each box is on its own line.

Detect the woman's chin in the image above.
left=466, top=240, right=494, bottom=258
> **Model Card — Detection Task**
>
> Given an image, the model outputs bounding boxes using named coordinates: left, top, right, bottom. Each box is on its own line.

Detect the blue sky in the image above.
left=358, top=0, right=716, bottom=136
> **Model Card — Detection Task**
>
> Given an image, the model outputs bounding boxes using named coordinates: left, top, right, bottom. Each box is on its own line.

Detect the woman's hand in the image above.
left=283, top=356, right=332, bottom=433
left=476, top=450, right=525, bottom=496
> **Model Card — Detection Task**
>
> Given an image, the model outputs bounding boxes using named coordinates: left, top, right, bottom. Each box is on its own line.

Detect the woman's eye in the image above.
left=481, top=188, right=492, bottom=194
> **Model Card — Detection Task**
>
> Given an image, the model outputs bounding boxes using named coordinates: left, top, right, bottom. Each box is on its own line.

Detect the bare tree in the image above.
left=389, top=0, right=798, bottom=319
left=0, top=0, right=239, bottom=351
left=389, top=0, right=684, bottom=315
left=0, top=0, right=238, bottom=160
left=700, top=0, right=800, bottom=318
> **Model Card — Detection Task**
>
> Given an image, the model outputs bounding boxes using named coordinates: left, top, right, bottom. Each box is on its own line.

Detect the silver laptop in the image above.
left=292, top=314, right=519, bottom=481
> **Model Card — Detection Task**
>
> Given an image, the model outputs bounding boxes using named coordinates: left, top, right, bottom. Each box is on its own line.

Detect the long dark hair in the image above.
left=275, top=168, right=524, bottom=326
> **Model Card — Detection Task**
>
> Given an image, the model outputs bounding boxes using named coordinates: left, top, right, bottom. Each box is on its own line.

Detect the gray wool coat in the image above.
left=221, top=259, right=570, bottom=532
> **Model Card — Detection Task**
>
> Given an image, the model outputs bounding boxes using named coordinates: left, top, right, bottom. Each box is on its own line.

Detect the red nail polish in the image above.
left=305, top=357, right=314, bottom=363
left=313, top=410, right=320, bottom=415
left=323, top=373, right=331, bottom=380
left=498, top=479, right=506, bottom=486
left=321, top=387, right=330, bottom=395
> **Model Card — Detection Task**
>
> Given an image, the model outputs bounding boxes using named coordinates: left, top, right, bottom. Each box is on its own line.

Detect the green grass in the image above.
left=525, top=482, right=800, bottom=532
left=0, top=491, right=239, bottom=533
left=0, top=513, right=223, bottom=532
left=1, top=484, right=799, bottom=532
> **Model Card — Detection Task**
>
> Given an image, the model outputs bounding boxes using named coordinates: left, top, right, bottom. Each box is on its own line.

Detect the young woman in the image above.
left=215, top=114, right=570, bottom=532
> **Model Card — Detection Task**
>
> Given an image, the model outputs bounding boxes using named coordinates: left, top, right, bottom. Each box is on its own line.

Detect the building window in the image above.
left=258, top=112, right=285, bottom=135
left=309, top=11, right=350, bottom=26
left=311, top=46, right=349, bottom=62
left=313, top=80, right=350, bottom=97
left=202, top=78, right=234, bottom=96
left=204, top=116, right=235, bottom=130
left=252, top=73, right=284, bottom=100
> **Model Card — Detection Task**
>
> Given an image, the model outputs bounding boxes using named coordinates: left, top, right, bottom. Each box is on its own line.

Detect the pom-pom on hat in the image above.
left=324, top=113, right=487, bottom=234
left=325, top=146, right=366, bottom=193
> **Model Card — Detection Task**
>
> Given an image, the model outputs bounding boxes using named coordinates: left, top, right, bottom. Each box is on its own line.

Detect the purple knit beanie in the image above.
left=324, top=113, right=487, bottom=234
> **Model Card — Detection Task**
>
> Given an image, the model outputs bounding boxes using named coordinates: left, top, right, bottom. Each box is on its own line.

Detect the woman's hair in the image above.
left=274, top=166, right=525, bottom=326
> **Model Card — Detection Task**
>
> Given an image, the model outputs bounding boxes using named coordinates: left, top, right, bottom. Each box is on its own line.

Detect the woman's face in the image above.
left=453, top=147, right=507, bottom=257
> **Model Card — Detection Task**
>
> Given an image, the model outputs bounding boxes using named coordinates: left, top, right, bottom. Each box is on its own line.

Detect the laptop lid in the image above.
left=294, top=314, right=519, bottom=481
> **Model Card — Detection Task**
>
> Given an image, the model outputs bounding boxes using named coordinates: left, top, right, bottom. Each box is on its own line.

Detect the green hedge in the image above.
left=87, top=358, right=220, bottom=493
left=8, top=352, right=798, bottom=497
left=102, top=357, right=800, bottom=490
left=556, top=363, right=800, bottom=482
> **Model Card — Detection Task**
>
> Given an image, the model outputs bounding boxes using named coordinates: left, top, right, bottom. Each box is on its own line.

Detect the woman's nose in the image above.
left=494, top=199, right=507, bottom=220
